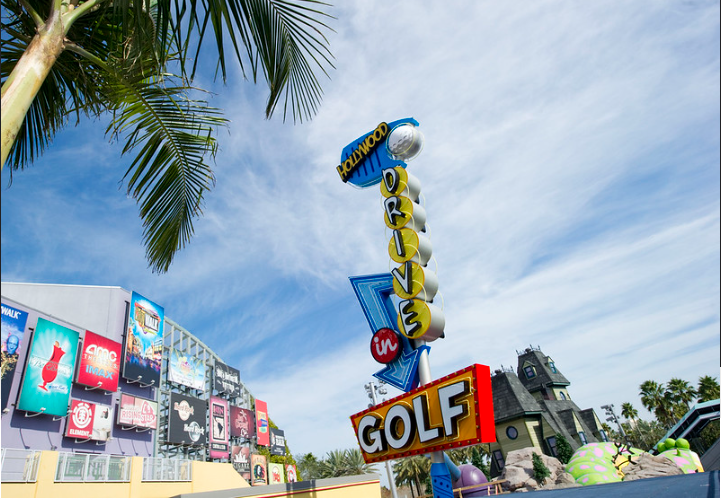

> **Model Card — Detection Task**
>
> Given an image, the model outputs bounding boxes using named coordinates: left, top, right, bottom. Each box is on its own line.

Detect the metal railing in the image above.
left=142, top=457, right=192, bottom=482
left=55, top=452, right=131, bottom=482
left=1, top=448, right=41, bottom=483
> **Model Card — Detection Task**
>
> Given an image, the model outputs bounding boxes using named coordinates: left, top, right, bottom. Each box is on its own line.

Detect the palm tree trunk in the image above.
left=1, top=9, right=65, bottom=168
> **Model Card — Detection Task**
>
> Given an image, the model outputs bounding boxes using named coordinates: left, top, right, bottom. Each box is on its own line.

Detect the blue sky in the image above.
left=1, top=0, right=719, bottom=477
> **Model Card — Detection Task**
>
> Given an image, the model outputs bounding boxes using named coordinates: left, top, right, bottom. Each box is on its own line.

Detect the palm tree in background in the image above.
left=697, top=375, right=720, bottom=402
left=640, top=380, right=674, bottom=428
left=1, top=0, right=334, bottom=273
left=343, top=448, right=377, bottom=476
left=621, top=402, right=639, bottom=424
left=317, top=449, right=348, bottom=478
left=393, top=454, right=430, bottom=498
left=665, top=378, right=697, bottom=420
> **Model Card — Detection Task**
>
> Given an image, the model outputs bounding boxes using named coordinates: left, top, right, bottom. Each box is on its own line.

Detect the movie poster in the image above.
left=76, top=331, right=121, bottom=392
left=122, top=292, right=163, bottom=388
left=16, top=318, right=79, bottom=416
left=117, top=393, right=158, bottom=429
left=268, top=462, right=284, bottom=485
left=231, top=445, right=251, bottom=478
left=168, top=392, right=207, bottom=446
left=230, top=406, right=255, bottom=439
left=168, top=348, right=205, bottom=390
left=255, top=399, right=269, bottom=446
left=251, top=454, right=267, bottom=486
left=214, top=361, right=241, bottom=397
left=270, top=428, right=286, bottom=456
left=1, top=303, right=28, bottom=410
left=65, top=399, right=113, bottom=441
left=209, top=396, right=229, bottom=459
left=286, top=464, right=298, bottom=483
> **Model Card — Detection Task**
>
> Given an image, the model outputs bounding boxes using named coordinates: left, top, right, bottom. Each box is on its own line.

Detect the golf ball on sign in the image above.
left=387, top=124, right=424, bottom=161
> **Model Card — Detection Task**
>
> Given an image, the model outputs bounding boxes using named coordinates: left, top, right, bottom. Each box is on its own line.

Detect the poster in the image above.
left=168, top=348, right=205, bottom=390
left=230, top=406, right=255, bottom=439
left=209, top=396, right=229, bottom=458
left=65, top=399, right=113, bottom=441
left=117, top=393, right=158, bottom=429
left=255, top=399, right=269, bottom=446
left=1, top=303, right=28, bottom=409
left=286, top=464, right=297, bottom=483
left=76, top=331, right=121, bottom=392
left=251, top=454, right=267, bottom=486
left=231, top=445, right=251, bottom=476
left=214, top=361, right=241, bottom=397
left=16, top=318, right=79, bottom=416
left=122, top=292, right=163, bottom=388
left=268, top=462, right=284, bottom=484
left=168, top=392, right=207, bottom=445
left=270, top=428, right=286, bottom=456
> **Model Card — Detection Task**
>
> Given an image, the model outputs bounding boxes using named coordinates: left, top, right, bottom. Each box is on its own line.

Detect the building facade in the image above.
left=1, top=282, right=259, bottom=481
left=489, top=346, right=607, bottom=477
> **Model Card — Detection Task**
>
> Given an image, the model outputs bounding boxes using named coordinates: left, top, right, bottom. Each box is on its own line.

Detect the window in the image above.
left=547, top=436, right=558, bottom=457
left=506, top=426, right=518, bottom=440
left=578, top=432, right=587, bottom=445
left=523, top=365, right=536, bottom=379
left=493, top=450, right=505, bottom=470
left=559, top=392, right=567, bottom=400
left=548, top=359, right=557, bottom=373
left=600, top=429, right=609, bottom=442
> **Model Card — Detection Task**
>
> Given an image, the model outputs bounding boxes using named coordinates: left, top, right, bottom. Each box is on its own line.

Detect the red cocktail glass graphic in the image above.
left=39, top=341, right=65, bottom=391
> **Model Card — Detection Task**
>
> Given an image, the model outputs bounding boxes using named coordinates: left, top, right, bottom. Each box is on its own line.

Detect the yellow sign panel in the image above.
left=350, top=364, right=496, bottom=463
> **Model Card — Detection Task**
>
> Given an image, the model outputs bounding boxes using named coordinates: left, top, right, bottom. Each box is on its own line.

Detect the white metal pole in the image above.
left=368, top=381, right=399, bottom=498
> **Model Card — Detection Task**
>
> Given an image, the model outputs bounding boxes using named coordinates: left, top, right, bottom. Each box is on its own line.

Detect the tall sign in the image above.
left=123, top=291, right=163, bottom=387
left=76, top=331, right=121, bottom=392
left=270, top=428, right=286, bottom=456
left=16, top=318, right=79, bottom=416
left=209, top=396, right=230, bottom=459
left=255, top=399, right=269, bottom=446
left=1, top=303, right=28, bottom=409
left=251, top=454, right=267, bottom=486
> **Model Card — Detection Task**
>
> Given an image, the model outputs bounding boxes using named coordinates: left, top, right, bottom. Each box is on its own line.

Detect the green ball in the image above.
left=676, top=438, right=690, bottom=449
left=664, top=438, right=676, bottom=449
left=657, top=443, right=667, bottom=452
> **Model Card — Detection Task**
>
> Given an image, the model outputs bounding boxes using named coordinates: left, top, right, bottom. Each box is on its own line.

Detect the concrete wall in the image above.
left=1, top=451, right=249, bottom=498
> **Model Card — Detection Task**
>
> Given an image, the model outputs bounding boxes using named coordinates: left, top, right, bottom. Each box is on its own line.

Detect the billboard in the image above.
left=230, top=406, right=255, bottom=439
left=117, top=393, right=158, bottom=429
left=286, top=464, right=298, bottom=483
left=270, top=428, right=286, bottom=456
left=168, top=392, right=207, bottom=446
left=1, top=303, right=29, bottom=409
left=350, top=364, right=496, bottom=463
left=209, top=396, right=229, bottom=459
left=268, top=462, right=284, bottom=484
left=65, top=399, right=113, bottom=441
left=251, top=454, right=267, bottom=486
left=122, top=292, right=164, bottom=387
left=255, top=399, right=269, bottom=446
left=76, top=330, right=121, bottom=392
left=168, top=348, right=205, bottom=390
left=16, top=318, right=79, bottom=416
left=231, top=445, right=251, bottom=475
left=213, top=361, right=241, bottom=397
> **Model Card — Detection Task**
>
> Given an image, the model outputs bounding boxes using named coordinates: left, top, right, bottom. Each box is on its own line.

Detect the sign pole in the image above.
left=366, top=381, right=399, bottom=498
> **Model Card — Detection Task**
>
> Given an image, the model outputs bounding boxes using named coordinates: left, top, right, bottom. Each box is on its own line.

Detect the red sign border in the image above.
left=350, top=363, right=495, bottom=463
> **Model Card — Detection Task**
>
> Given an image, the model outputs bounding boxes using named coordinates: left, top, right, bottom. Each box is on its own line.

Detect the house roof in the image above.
left=516, top=348, right=570, bottom=393
left=491, top=370, right=543, bottom=423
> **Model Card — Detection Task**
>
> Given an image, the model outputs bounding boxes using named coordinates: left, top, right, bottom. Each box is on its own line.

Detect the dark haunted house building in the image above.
left=489, top=346, right=608, bottom=477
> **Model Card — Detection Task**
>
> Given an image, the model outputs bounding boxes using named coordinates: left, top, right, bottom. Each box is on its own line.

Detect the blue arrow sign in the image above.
left=349, top=273, right=429, bottom=392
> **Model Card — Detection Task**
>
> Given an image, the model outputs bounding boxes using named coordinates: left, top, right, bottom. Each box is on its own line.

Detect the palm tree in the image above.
left=697, top=375, right=720, bottom=402
left=318, top=449, right=348, bottom=478
left=393, top=454, right=430, bottom=498
left=1, top=0, right=334, bottom=273
left=295, top=452, right=321, bottom=481
left=665, top=378, right=697, bottom=420
left=639, top=380, right=674, bottom=428
left=621, top=402, right=639, bottom=424
left=343, top=448, right=377, bottom=475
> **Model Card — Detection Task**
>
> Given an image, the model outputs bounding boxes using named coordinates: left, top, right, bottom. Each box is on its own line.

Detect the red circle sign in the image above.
left=370, top=328, right=401, bottom=364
